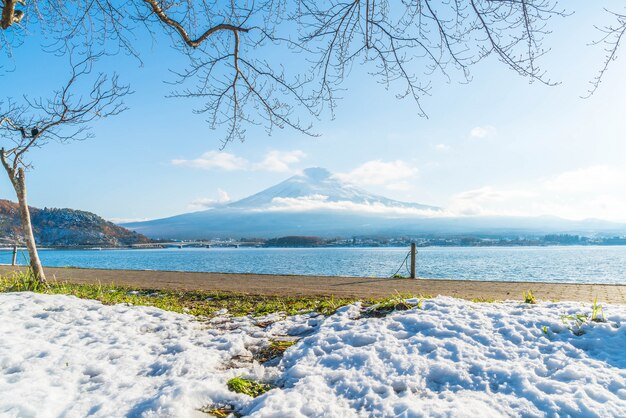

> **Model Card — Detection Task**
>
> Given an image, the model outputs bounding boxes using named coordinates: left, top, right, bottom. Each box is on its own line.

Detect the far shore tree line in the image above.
left=173, top=234, right=626, bottom=248
left=1, top=1, right=625, bottom=284
left=13, top=234, right=616, bottom=249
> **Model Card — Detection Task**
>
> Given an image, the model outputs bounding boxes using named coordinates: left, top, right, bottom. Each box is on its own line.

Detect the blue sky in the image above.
left=2, top=1, right=626, bottom=222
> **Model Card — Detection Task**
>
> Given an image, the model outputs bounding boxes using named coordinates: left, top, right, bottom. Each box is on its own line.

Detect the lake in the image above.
left=1, top=246, right=625, bottom=284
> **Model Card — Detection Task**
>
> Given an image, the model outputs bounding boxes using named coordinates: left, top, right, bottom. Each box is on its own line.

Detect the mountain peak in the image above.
left=301, top=167, right=331, bottom=182
left=221, top=167, right=440, bottom=213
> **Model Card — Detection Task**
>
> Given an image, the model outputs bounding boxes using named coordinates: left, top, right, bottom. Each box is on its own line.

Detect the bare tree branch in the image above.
left=0, top=50, right=129, bottom=283
left=1, top=51, right=130, bottom=169
left=585, top=8, right=626, bottom=98
left=13, top=1, right=626, bottom=145
left=142, top=0, right=250, bottom=48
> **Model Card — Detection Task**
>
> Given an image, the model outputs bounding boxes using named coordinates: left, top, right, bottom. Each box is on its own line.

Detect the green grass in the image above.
left=591, top=297, right=605, bottom=323
left=560, top=297, right=607, bottom=335
left=1, top=270, right=48, bottom=292
left=255, top=339, right=297, bottom=363
left=0, top=271, right=427, bottom=318
left=198, top=404, right=239, bottom=418
left=269, top=339, right=296, bottom=351
left=561, top=313, right=588, bottom=335
left=470, top=297, right=498, bottom=303
left=561, top=297, right=606, bottom=335
left=205, top=410, right=230, bottom=418
left=363, top=291, right=430, bottom=317
left=227, top=377, right=271, bottom=397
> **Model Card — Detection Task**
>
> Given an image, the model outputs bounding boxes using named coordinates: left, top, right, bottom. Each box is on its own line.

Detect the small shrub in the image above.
left=227, top=376, right=271, bottom=397
left=523, top=290, right=536, bottom=304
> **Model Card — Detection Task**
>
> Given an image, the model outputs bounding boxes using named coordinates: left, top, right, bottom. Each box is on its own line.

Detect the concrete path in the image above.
left=1, top=265, right=625, bottom=303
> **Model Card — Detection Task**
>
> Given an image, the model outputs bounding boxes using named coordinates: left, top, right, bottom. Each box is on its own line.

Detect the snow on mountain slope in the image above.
left=120, top=168, right=626, bottom=239
left=226, top=168, right=440, bottom=212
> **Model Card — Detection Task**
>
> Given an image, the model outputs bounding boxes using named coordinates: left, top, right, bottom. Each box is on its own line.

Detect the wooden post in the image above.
left=410, top=243, right=416, bottom=279
left=11, top=244, right=17, bottom=266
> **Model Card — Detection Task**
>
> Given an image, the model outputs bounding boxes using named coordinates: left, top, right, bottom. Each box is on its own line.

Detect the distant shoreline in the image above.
left=2, top=242, right=626, bottom=251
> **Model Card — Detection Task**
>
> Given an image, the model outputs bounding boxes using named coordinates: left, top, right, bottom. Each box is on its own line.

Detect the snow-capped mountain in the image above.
left=122, top=168, right=626, bottom=239
left=225, top=167, right=440, bottom=212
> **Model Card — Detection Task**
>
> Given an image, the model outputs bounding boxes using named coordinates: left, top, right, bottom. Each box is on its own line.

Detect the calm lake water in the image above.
left=1, top=246, right=626, bottom=284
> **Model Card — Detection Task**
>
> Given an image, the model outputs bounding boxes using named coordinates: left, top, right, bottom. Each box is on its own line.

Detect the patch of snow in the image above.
left=245, top=298, right=626, bottom=417
left=0, top=293, right=313, bottom=417
left=1, top=293, right=626, bottom=417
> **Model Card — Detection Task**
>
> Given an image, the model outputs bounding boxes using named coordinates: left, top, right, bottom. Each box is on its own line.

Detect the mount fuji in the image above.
left=122, top=168, right=626, bottom=239
left=224, top=167, right=439, bottom=213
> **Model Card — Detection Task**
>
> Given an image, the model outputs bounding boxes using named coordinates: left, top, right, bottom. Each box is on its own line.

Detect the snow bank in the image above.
left=1, top=293, right=626, bottom=417
left=0, top=293, right=317, bottom=417
left=246, top=298, right=626, bottom=417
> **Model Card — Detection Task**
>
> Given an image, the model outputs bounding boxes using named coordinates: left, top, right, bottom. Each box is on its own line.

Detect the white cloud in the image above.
left=447, top=187, right=538, bottom=217
left=433, top=143, right=451, bottom=152
left=188, top=189, right=231, bottom=210
left=446, top=165, right=626, bottom=221
left=172, top=151, right=248, bottom=171
left=261, top=194, right=440, bottom=216
left=543, top=165, right=626, bottom=194
left=172, top=150, right=305, bottom=173
left=469, top=125, right=497, bottom=139
left=386, top=182, right=412, bottom=192
left=255, top=150, right=306, bottom=172
left=108, top=217, right=152, bottom=224
left=335, top=160, right=418, bottom=188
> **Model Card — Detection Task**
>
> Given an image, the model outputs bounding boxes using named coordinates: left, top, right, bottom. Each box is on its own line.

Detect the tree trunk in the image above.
left=14, top=169, right=47, bottom=284
left=0, top=150, right=46, bottom=284
left=0, top=0, right=24, bottom=29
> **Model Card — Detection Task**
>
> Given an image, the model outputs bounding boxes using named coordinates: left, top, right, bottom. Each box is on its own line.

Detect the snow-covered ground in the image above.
left=1, top=293, right=625, bottom=417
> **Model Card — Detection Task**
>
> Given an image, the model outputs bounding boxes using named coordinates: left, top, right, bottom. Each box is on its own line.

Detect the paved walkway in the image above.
left=1, top=265, right=625, bottom=303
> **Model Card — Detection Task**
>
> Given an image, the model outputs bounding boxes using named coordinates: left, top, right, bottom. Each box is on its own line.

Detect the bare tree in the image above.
left=0, top=1, right=582, bottom=147
left=0, top=1, right=623, bottom=284
left=136, top=0, right=570, bottom=143
left=0, top=53, right=129, bottom=282
left=2, top=2, right=624, bottom=124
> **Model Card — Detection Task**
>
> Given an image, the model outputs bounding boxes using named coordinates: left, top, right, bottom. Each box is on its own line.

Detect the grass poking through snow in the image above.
left=591, top=297, right=605, bottom=323
left=227, top=377, right=272, bottom=398
left=560, top=296, right=607, bottom=336
left=255, top=339, right=297, bottom=363
left=363, top=292, right=430, bottom=317
left=198, top=404, right=240, bottom=418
